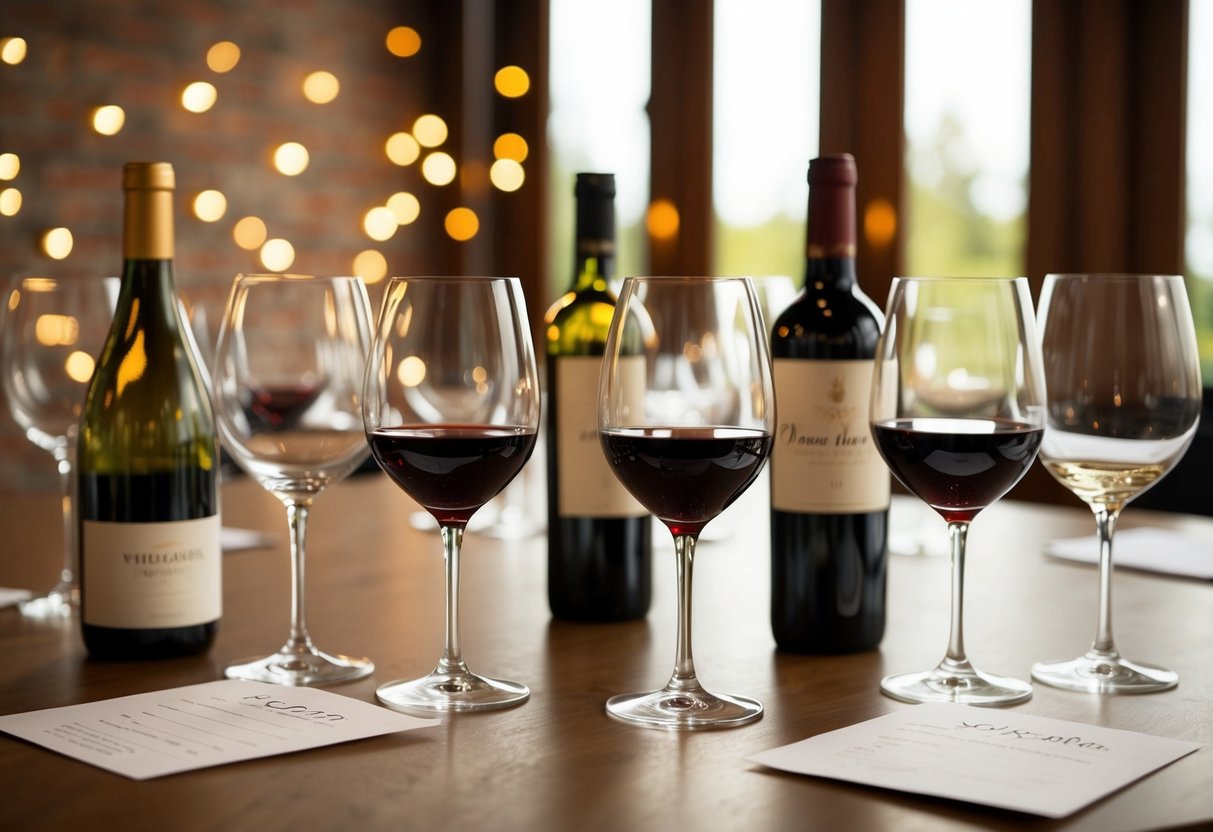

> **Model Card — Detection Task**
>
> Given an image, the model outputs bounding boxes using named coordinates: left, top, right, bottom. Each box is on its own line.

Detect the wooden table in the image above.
left=1, top=471, right=1210, bottom=831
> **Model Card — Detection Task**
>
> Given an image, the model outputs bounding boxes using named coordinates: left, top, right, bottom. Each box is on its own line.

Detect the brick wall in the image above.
left=0, top=0, right=446, bottom=488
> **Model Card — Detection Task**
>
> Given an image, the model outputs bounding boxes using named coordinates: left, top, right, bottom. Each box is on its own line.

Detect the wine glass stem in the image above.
left=438, top=525, right=468, bottom=675
left=668, top=533, right=700, bottom=692
left=54, top=446, right=77, bottom=591
left=284, top=502, right=314, bottom=653
left=1091, top=507, right=1121, bottom=656
left=943, top=520, right=971, bottom=670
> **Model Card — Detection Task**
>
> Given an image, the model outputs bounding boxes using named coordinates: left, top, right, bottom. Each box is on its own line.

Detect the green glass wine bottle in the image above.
left=77, top=162, right=221, bottom=659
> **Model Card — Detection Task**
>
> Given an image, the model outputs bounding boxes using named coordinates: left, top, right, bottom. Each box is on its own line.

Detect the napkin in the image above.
left=1046, top=527, right=1213, bottom=580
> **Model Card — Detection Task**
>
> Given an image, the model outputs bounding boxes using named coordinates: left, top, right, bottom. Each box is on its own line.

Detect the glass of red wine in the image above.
left=870, top=276, right=1045, bottom=706
left=363, top=276, right=540, bottom=713
left=214, top=274, right=375, bottom=686
left=598, top=276, right=774, bottom=729
left=1032, top=274, right=1201, bottom=693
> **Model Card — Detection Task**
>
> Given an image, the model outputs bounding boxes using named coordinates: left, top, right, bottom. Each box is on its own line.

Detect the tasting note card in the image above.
left=0, top=680, right=439, bottom=780
left=748, top=704, right=1199, bottom=818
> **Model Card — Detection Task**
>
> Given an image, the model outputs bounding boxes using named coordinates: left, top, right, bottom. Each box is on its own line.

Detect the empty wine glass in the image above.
left=599, top=276, right=774, bottom=729
left=870, top=277, right=1045, bottom=706
left=1032, top=274, right=1201, bottom=693
left=214, top=274, right=374, bottom=685
left=363, top=276, right=540, bottom=713
left=1, top=275, right=117, bottom=617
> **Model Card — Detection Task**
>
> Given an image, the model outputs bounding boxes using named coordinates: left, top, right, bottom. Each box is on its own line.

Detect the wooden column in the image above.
left=649, top=0, right=713, bottom=276
left=819, top=0, right=906, bottom=307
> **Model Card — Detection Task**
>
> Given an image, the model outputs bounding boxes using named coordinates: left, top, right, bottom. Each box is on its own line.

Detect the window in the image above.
left=547, top=0, right=650, bottom=295
left=712, top=0, right=820, bottom=283
left=903, top=0, right=1031, bottom=277
left=1187, top=0, right=1213, bottom=380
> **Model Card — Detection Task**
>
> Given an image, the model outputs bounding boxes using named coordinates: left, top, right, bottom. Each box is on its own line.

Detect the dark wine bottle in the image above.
left=545, top=173, right=651, bottom=621
left=78, top=162, right=221, bottom=659
left=769, top=153, right=889, bottom=653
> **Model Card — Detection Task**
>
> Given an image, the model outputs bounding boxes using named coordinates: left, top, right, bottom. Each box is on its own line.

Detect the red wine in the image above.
left=368, top=425, right=537, bottom=528
left=600, top=427, right=772, bottom=537
left=545, top=173, right=651, bottom=621
left=79, top=466, right=219, bottom=658
left=872, top=418, right=1043, bottom=523
left=770, top=154, right=889, bottom=654
left=245, top=384, right=321, bottom=429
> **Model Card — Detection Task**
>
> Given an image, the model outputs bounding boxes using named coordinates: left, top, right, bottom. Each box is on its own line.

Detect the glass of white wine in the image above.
left=1032, top=274, right=1202, bottom=694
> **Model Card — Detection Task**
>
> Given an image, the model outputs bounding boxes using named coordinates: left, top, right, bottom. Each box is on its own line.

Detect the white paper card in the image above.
left=1046, top=527, right=1213, bottom=580
left=748, top=704, right=1199, bottom=818
left=0, top=680, right=439, bottom=780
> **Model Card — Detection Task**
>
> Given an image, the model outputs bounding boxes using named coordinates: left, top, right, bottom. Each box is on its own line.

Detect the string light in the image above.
left=494, top=65, right=530, bottom=97
left=0, top=153, right=18, bottom=180
left=386, top=26, right=421, bottom=58
left=193, top=190, right=227, bottom=222
left=0, top=188, right=20, bottom=216
left=273, top=142, right=310, bottom=176
left=182, top=81, right=218, bottom=113
left=91, top=105, right=126, bottom=135
left=303, top=71, right=340, bottom=104
left=421, top=152, right=457, bottom=186
left=647, top=200, right=680, bottom=240
left=260, top=238, right=295, bottom=271
left=0, top=37, right=27, bottom=65
left=490, top=159, right=525, bottom=192
left=445, top=207, right=479, bottom=241
left=353, top=250, right=388, bottom=284
left=233, top=216, right=268, bottom=250
left=386, top=132, right=420, bottom=166
left=413, top=114, right=448, bottom=147
left=386, top=192, right=420, bottom=225
left=207, top=41, right=240, bottom=73
left=41, top=228, right=74, bottom=259
left=364, top=206, right=398, bottom=241
left=493, top=133, right=528, bottom=162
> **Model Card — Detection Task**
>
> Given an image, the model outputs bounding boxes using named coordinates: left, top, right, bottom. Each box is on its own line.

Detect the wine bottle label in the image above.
left=771, top=359, right=891, bottom=513
left=556, top=355, right=647, bottom=517
left=82, top=515, right=222, bottom=628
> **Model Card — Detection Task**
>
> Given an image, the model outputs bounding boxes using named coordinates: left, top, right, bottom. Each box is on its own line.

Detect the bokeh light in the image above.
left=646, top=199, right=680, bottom=240
left=493, top=133, right=529, bottom=162
left=65, top=351, right=95, bottom=384
left=41, top=228, right=74, bottom=260
left=91, top=105, right=126, bottom=136
left=0, top=188, right=21, bottom=216
left=193, top=190, right=227, bottom=222
left=353, top=250, right=388, bottom=284
left=421, top=152, right=457, bottom=186
left=385, top=132, right=421, bottom=166
left=303, top=71, right=340, bottom=104
left=273, top=142, right=310, bottom=176
left=0, top=153, right=19, bottom=180
left=386, top=26, right=422, bottom=58
left=864, top=198, right=897, bottom=249
left=386, top=191, right=420, bottom=225
left=1, top=37, right=27, bottom=65
left=397, top=355, right=426, bottom=387
left=489, top=159, right=525, bottom=192
left=413, top=114, right=448, bottom=147
left=494, top=65, right=530, bottom=97
left=182, top=81, right=218, bottom=113
left=260, top=238, right=295, bottom=271
left=444, top=207, right=479, bottom=241
left=233, top=216, right=268, bottom=250
left=207, top=41, right=240, bottom=73
left=364, top=206, right=398, bottom=241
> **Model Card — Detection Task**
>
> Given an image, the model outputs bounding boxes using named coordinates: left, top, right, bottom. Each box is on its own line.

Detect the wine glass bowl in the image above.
left=363, top=276, right=540, bottom=713
left=214, top=274, right=374, bottom=685
left=870, top=277, right=1045, bottom=706
left=598, top=276, right=774, bottom=729
left=1031, top=274, right=1201, bottom=694
left=1, top=275, right=118, bottom=617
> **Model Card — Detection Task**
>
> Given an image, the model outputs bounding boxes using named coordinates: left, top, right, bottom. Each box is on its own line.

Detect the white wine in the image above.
left=1043, top=459, right=1166, bottom=508
left=77, top=162, right=221, bottom=659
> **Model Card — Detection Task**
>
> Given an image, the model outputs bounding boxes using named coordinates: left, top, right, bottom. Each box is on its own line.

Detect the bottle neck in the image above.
left=804, top=255, right=857, bottom=291
left=571, top=191, right=615, bottom=292
left=571, top=248, right=614, bottom=292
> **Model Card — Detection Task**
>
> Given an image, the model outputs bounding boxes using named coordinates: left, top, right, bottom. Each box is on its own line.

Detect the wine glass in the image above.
left=870, top=276, right=1045, bottom=706
left=363, top=276, right=540, bottom=713
left=1, top=275, right=117, bottom=617
left=598, top=276, right=774, bottom=729
left=1031, top=274, right=1201, bottom=694
left=214, top=274, right=374, bottom=685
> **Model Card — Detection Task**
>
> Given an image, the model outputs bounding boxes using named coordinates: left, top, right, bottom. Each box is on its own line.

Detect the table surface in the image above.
left=1, top=470, right=1210, bottom=832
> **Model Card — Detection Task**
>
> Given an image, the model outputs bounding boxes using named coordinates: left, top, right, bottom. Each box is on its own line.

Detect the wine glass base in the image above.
left=881, top=667, right=1032, bottom=706
left=376, top=670, right=529, bottom=714
left=18, top=586, right=78, bottom=619
left=225, top=648, right=373, bottom=686
left=605, top=687, right=763, bottom=730
left=1032, top=654, right=1177, bottom=694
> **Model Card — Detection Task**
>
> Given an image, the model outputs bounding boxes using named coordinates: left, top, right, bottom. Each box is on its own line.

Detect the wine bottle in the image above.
left=77, top=161, right=221, bottom=658
left=545, top=173, right=651, bottom=620
left=769, top=153, right=889, bottom=653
